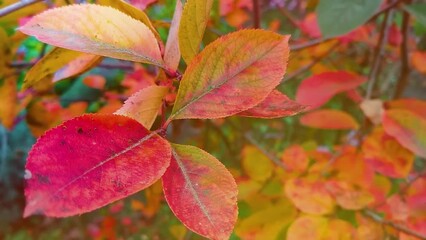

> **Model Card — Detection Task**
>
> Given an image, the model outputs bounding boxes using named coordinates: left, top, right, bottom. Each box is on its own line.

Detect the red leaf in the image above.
left=238, top=90, right=306, bottom=118
left=382, top=109, right=426, bottom=158
left=170, top=29, right=290, bottom=120
left=163, top=0, right=182, bottom=73
left=295, top=71, right=367, bottom=109
left=24, top=114, right=171, bottom=217
left=162, top=144, right=238, bottom=240
left=300, top=109, right=359, bottom=130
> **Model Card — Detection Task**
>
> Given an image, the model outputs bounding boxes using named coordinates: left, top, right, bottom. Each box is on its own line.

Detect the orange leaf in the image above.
left=82, top=75, right=106, bottom=90
left=325, top=181, right=374, bottom=210
left=20, top=4, right=163, bottom=66
left=362, top=127, right=414, bottom=178
left=115, top=86, right=168, bottom=129
left=383, top=109, right=426, bottom=158
left=385, top=98, right=426, bottom=119
left=280, top=145, right=309, bottom=172
left=287, top=215, right=328, bottom=240
left=238, top=90, right=306, bottom=119
left=53, top=52, right=102, bottom=82
left=285, top=178, right=335, bottom=215
left=300, top=109, right=359, bottom=130
left=296, top=71, right=367, bottom=109
left=411, top=51, right=426, bottom=74
left=170, top=29, right=290, bottom=120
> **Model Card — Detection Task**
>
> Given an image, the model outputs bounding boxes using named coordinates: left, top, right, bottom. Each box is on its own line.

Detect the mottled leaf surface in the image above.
left=170, top=29, right=290, bottom=120
left=296, top=71, right=366, bottom=109
left=24, top=114, right=171, bottom=217
left=162, top=144, right=238, bottom=240
left=115, top=86, right=168, bottom=129
left=382, top=109, right=426, bottom=158
left=179, top=0, right=213, bottom=63
left=238, top=90, right=306, bottom=118
left=19, top=4, right=163, bottom=66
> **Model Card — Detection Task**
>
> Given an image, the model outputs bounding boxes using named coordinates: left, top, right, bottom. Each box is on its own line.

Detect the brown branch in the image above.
left=244, top=132, right=288, bottom=170
left=283, top=41, right=339, bottom=82
left=290, top=38, right=333, bottom=51
left=0, top=0, right=44, bottom=17
left=393, top=0, right=412, bottom=99
left=278, top=7, right=299, bottom=28
left=252, top=0, right=260, bottom=28
left=364, top=209, right=426, bottom=240
left=365, top=7, right=395, bottom=99
left=8, top=60, right=134, bottom=71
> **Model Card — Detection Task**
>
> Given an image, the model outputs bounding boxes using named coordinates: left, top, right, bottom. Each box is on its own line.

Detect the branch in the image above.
left=283, top=41, right=339, bottom=82
left=364, top=209, right=426, bottom=240
left=365, top=7, right=395, bottom=99
left=8, top=60, right=134, bottom=71
left=393, top=0, right=412, bottom=99
left=252, top=0, right=260, bottom=29
left=0, top=0, right=44, bottom=17
left=290, top=38, right=333, bottom=51
left=278, top=7, right=299, bottom=28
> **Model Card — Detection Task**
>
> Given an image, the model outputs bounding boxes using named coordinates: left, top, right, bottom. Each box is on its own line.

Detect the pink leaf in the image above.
left=162, top=144, right=238, bottom=240
left=295, top=71, right=367, bottom=109
left=238, top=90, right=306, bottom=118
left=24, top=114, right=171, bottom=217
left=164, top=0, right=182, bottom=73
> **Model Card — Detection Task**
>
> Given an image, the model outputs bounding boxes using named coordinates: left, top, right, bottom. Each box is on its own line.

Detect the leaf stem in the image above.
left=0, top=0, right=44, bottom=17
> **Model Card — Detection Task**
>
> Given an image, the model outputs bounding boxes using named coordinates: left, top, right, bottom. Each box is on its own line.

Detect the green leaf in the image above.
left=316, top=0, right=382, bottom=38
left=404, top=3, right=426, bottom=27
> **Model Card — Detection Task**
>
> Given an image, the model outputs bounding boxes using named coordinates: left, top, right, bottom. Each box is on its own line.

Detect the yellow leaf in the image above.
left=287, top=215, right=328, bottom=240
left=20, top=4, right=163, bottom=66
left=241, top=145, right=274, bottom=182
left=24, top=48, right=99, bottom=89
left=115, top=86, right=168, bottom=129
left=179, top=0, right=213, bottom=63
left=97, top=0, right=162, bottom=45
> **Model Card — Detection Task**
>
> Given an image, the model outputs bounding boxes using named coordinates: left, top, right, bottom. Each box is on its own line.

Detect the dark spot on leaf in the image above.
left=36, top=174, right=50, bottom=184
left=77, top=128, right=83, bottom=134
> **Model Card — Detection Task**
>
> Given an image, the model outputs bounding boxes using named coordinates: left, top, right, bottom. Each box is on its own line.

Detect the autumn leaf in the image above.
left=285, top=178, right=335, bottom=215
left=382, top=109, right=426, bottom=158
left=385, top=98, right=426, bottom=119
left=115, top=86, right=168, bottom=129
left=82, top=75, right=107, bottom=90
left=0, top=75, right=17, bottom=129
left=363, top=127, right=414, bottom=178
left=169, top=29, right=290, bottom=120
left=280, top=145, right=309, bottom=172
left=295, top=71, right=367, bottom=109
left=24, top=114, right=171, bottom=217
left=98, top=0, right=163, bottom=45
left=300, top=109, right=360, bottom=130
left=241, top=145, right=274, bottom=182
left=19, top=4, right=163, bottom=67
left=325, top=181, right=374, bottom=210
left=238, top=90, right=306, bottom=118
left=287, top=215, right=328, bottom=240
left=162, top=144, right=238, bottom=240
left=179, top=0, right=213, bottom=64
left=53, top=52, right=102, bottom=83
left=164, top=0, right=182, bottom=73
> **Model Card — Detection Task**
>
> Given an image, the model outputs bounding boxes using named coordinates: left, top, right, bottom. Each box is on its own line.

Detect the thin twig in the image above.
left=252, top=0, right=260, bottom=29
left=364, top=209, right=426, bottom=240
left=365, top=7, right=395, bottom=99
left=244, top=132, right=287, bottom=170
left=0, top=0, right=44, bottom=17
left=283, top=41, right=339, bottom=82
left=8, top=60, right=134, bottom=71
left=290, top=38, right=333, bottom=51
left=393, top=0, right=412, bottom=99
left=278, top=7, right=299, bottom=27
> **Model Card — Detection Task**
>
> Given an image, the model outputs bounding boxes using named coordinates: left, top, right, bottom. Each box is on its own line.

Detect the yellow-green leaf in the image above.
left=19, top=4, right=163, bottom=66
left=179, top=0, right=213, bottom=64
left=115, top=86, right=168, bottom=129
